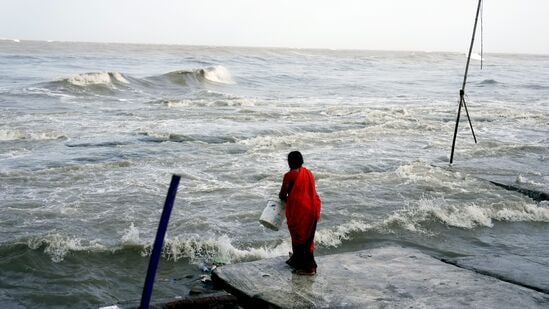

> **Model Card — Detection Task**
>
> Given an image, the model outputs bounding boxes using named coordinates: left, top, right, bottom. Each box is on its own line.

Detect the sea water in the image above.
left=0, top=40, right=548, bottom=307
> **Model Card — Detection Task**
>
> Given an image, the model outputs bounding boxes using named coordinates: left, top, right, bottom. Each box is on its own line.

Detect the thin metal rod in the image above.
left=462, top=0, right=483, bottom=92
left=480, top=0, right=484, bottom=70
left=462, top=97, right=477, bottom=143
left=450, top=95, right=464, bottom=164
left=140, top=174, right=181, bottom=309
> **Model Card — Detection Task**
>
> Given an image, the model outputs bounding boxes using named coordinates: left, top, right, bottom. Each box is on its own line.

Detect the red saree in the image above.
left=280, top=166, right=321, bottom=272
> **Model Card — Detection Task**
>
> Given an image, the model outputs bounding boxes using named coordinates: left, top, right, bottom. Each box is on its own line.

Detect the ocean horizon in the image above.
left=3, top=38, right=549, bottom=57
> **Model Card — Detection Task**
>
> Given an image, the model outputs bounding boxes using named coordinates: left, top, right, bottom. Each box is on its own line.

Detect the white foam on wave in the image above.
left=27, top=234, right=106, bottom=263
left=367, top=108, right=410, bottom=124
left=315, top=220, right=373, bottom=247
left=157, top=97, right=254, bottom=108
left=394, top=161, right=467, bottom=186
left=382, top=197, right=549, bottom=232
left=121, top=222, right=140, bottom=245
left=0, top=129, right=67, bottom=141
left=213, top=97, right=256, bottom=107
left=121, top=222, right=291, bottom=264
left=313, top=198, right=549, bottom=241
left=26, top=222, right=290, bottom=264
left=237, top=127, right=367, bottom=153
left=65, top=72, right=129, bottom=86
left=162, top=234, right=290, bottom=264
left=165, top=100, right=194, bottom=108
left=202, top=66, right=235, bottom=84
left=515, top=174, right=546, bottom=187
left=121, top=223, right=291, bottom=264
left=365, top=108, right=441, bottom=131
left=165, top=66, right=235, bottom=85
left=469, top=52, right=484, bottom=61
left=25, top=198, right=549, bottom=263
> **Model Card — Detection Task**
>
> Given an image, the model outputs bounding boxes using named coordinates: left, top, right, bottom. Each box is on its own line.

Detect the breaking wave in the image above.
left=27, top=234, right=107, bottom=263
left=515, top=174, right=546, bottom=187
left=0, top=129, right=67, bottom=141
left=156, top=66, right=235, bottom=86
left=382, top=197, right=549, bottom=232
left=315, top=220, right=374, bottom=247
left=38, top=66, right=235, bottom=96
left=24, top=224, right=290, bottom=264
left=147, top=96, right=255, bottom=108
left=42, top=72, right=136, bottom=95
left=161, top=235, right=289, bottom=264
left=313, top=198, right=549, bottom=247
left=64, top=72, right=130, bottom=87
left=18, top=198, right=549, bottom=263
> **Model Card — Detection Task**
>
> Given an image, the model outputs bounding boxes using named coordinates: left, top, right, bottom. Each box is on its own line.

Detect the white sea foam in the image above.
left=315, top=220, right=373, bottom=247
left=23, top=197, right=549, bottom=263
left=158, top=97, right=254, bottom=108
left=218, top=97, right=256, bottom=107
left=162, top=234, right=290, bottom=264
left=0, top=129, right=67, bottom=141
left=121, top=222, right=140, bottom=245
left=65, top=72, right=129, bottom=86
left=119, top=223, right=292, bottom=264
left=26, top=227, right=290, bottom=264
left=238, top=127, right=367, bottom=152
left=382, top=197, right=549, bottom=232
left=159, top=66, right=235, bottom=87
left=469, top=52, right=484, bottom=61
left=515, top=174, right=545, bottom=187
left=202, top=66, right=235, bottom=84
left=394, top=161, right=465, bottom=185
left=27, top=234, right=106, bottom=263
left=165, top=100, right=194, bottom=108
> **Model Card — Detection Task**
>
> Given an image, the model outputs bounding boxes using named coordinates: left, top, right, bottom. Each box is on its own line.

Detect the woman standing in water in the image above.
left=279, top=151, right=322, bottom=275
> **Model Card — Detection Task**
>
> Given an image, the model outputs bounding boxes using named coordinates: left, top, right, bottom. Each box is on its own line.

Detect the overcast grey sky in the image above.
left=1, top=0, right=548, bottom=54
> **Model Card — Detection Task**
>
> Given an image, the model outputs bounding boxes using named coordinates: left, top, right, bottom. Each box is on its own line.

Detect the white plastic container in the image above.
left=259, top=199, right=286, bottom=231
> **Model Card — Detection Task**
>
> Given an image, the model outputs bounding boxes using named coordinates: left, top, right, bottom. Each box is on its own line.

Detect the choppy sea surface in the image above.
left=1, top=40, right=548, bottom=308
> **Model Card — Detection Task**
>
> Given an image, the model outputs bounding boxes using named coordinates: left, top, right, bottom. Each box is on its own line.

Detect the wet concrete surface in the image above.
left=213, top=246, right=549, bottom=308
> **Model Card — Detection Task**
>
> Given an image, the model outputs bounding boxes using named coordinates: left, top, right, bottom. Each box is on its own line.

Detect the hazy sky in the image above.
left=1, top=0, right=548, bottom=54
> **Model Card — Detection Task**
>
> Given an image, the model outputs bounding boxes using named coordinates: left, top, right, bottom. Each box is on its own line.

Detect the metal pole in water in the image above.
left=140, top=174, right=181, bottom=309
left=450, top=92, right=464, bottom=164
left=450, top=0, right=482, bottom=164
left=462, top=97, right=477, bottom=144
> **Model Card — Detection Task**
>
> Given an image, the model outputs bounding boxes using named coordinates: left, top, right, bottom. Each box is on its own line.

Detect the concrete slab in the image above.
left=212, top=246, right=549, bottom=308
left=444, top=254, right=549, bottom=294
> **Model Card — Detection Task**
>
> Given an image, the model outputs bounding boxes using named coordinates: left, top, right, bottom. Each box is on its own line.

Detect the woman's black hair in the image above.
left=287, top=151, right=304, bottom=169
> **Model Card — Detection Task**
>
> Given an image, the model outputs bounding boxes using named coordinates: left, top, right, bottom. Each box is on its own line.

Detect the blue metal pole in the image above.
left=140, top=174, right=181, bottom=309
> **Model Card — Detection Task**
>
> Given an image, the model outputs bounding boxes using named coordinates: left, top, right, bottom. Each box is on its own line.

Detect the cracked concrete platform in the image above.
left=212, top=246, right=549, bottom=308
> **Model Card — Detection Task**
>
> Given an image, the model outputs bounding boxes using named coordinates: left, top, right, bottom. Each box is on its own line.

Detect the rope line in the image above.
left=480, top=0, right=484, bottom=70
